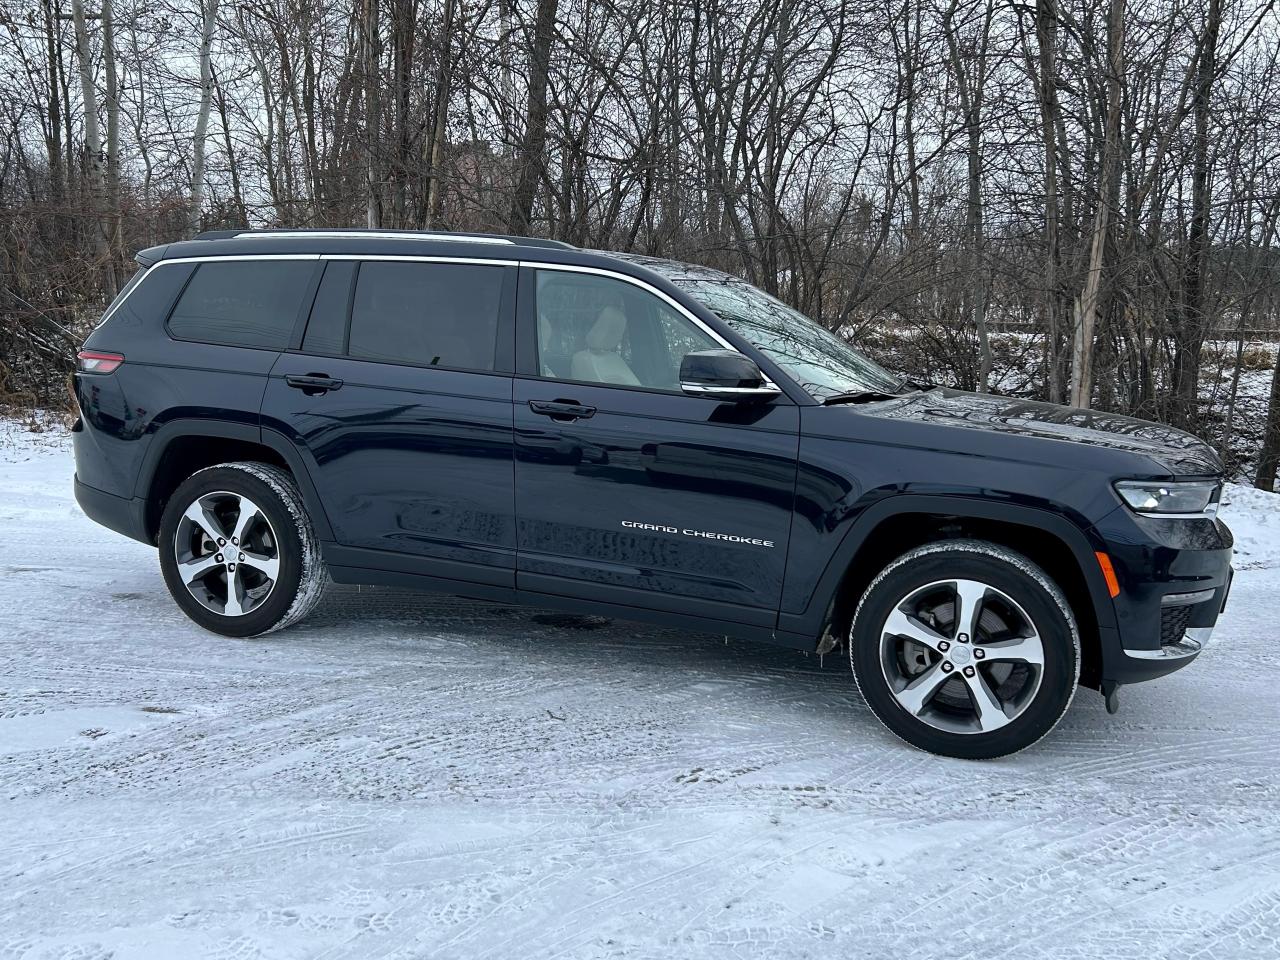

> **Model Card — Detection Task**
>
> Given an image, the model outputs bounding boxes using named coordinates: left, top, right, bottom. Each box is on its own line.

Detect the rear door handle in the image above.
left=528, top=399, right=596, bottom=421
left=285, top=373, right=344, bottom=395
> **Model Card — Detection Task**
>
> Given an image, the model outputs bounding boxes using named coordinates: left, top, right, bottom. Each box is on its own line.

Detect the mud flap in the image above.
left=1101, top=679, right=1121, bottom=715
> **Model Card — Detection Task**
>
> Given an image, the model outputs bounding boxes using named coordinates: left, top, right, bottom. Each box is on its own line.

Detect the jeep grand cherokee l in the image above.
left=71, top=229, right=1234, bottom=758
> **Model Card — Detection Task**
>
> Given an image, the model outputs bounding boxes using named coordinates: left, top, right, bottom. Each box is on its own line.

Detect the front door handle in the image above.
left=528, top=399, right=597, bottom=422
left=285, top=373, right=344, bottom=396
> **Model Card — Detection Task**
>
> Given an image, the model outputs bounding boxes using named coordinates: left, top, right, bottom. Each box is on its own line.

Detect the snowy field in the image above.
left=3, top=422, right=1279, bottom=960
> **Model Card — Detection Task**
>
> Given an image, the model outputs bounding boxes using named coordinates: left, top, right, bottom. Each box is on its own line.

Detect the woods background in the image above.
left=2, top=0, right=1280, bottom=488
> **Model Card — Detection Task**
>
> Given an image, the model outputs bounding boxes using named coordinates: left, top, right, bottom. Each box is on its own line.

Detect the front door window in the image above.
left=534, top=271, right=718, bottom=390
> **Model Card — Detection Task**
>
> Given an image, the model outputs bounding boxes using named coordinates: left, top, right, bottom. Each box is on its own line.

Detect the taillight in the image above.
left=77, top=350, right=125, bottom=374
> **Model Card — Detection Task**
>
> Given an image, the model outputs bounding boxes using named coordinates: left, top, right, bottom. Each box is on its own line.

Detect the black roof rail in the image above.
left=193, top=227, right=575, bottom=250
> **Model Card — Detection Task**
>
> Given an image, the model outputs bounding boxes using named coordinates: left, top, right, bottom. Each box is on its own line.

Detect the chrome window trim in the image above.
left=126, top=253, right=779, bottom=391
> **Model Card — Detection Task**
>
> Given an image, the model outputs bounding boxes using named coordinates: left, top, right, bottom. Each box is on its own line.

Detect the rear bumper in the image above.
left=74, top=474, right=152, bottom=545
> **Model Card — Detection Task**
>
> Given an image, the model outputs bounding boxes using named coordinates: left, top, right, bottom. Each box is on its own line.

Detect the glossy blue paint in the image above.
left=72, top=230, right=1234, bottom=692
left=261, top=356, right=518, bottom=579
left=513, top=377, right=799, bottom=622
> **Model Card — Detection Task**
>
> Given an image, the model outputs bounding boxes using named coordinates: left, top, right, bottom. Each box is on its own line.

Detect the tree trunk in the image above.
left=42, top=0, right=65, bottom=208
left=70, top=0, right=114, bottom=292
left=363, top=0, right=381, bottom=228
left=942, top=0, right=993, bottom=393
left=1172, top=0, right=1222, bottom=429
left=1257, top=350, right=1280, bottom=491
left=389, top=0, right=413, bottom=226
left=1070, top=0, right=1124, bottom=409
left=424, top=0, right=456, bottom=227
left=102, top=0, right=121, bottom=280
left=213, top=64, right=248, bottom=226
left=508, top=0, right=558, bottom=233
left=1035, top=0, right=1062, bottom=402
left=497, top=0, right=516, bottom=152
left=189, top=0, right=219, bottom=237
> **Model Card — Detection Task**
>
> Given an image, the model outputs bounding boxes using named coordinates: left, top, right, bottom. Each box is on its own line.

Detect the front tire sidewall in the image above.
left=158, top=465, right=306, bottom=638
left=851, top=544, right=1079, bottom=759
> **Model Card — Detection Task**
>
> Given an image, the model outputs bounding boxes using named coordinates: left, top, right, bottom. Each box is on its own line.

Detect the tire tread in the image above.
left=162, top=461, right=328, bottom=636
left=849, top=538, right=1080, bottom=759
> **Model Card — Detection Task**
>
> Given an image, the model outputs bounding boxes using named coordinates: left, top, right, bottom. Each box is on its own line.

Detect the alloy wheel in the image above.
left=173, top=490, right=280, bottom=617
left=877, top=578, right=1045, bottom=735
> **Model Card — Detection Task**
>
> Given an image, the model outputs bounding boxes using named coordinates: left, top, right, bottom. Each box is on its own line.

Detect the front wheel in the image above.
left=850, top=539, right=1080, bottom=759
left=158, top=462, right=328, bottom=637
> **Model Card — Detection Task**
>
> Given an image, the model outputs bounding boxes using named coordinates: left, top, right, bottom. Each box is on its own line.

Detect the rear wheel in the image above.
left=158, top=462, right=327, bottom=637
left=850, top=539, right=1079, bottom=759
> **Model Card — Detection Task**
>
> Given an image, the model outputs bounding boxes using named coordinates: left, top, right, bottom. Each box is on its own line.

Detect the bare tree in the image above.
left=188, top=0, right=218, bottom=236
left=942, top=0, right=997, bottom=393
left=1070, top=0, right=1124, bottom=408
left=1033, top=0, right=1064, bottom=402
left=69, top=0, right=117, bottom=293
left=509, top=0, right=558, bottom=233
left=3, top=0, right=1280, bottom=489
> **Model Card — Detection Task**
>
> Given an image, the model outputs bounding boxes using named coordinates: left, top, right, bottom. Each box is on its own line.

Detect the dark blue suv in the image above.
left=72, top=229, right=1234, bottom=758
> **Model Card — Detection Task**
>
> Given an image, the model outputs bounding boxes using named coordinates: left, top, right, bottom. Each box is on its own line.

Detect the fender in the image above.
left=134, top=418, right=336, bottom=543
left=777, top=493, right=1118, bottom=638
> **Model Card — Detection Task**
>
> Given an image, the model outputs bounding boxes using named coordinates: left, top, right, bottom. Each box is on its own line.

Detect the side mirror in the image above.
left=679, top=349, right=782, bottom=402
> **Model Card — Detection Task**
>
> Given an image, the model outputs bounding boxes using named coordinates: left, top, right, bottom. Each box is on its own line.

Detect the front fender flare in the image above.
left=778, top=493, right=1117, bottom=639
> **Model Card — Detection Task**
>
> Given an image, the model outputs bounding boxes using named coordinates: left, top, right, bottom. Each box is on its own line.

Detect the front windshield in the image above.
left=675, top=278, right=901, bottom=400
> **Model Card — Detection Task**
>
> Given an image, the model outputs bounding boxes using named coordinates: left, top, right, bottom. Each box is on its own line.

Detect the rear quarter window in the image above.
left=167, top=260, right=316, bottom=349
left=98, top=262, right=196, bottom=332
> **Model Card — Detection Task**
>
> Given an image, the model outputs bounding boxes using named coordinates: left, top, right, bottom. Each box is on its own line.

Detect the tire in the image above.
left=158, top=461, right=328, bottom=637
left=849, top=539, right=1079, bottom=759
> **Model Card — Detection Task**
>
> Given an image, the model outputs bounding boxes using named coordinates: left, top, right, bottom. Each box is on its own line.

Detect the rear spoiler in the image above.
left=134, top=244, right=170, bottom=267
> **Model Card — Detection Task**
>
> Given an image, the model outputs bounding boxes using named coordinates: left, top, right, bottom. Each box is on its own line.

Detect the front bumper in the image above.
left=1094, top=508, right=1233, bottom=685
left=1122, top=572, right=1231, bottom=660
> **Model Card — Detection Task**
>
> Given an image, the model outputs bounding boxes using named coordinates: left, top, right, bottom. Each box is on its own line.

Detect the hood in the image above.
left=855, top=388, right=1224, bottom=477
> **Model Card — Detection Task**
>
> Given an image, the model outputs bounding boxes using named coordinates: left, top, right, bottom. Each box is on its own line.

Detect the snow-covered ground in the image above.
left=3, top=423, right=1279, bottom=960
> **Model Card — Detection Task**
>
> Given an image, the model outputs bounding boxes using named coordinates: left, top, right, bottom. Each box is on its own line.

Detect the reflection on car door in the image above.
left=513, top=266, right=800, bottom=627
left=262, top=258, right=519, bottom=594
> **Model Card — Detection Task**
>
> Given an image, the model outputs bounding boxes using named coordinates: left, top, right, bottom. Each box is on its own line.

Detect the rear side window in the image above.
left=167, top=260, right=315, bottom=349
left=347, top=261, right=503, bottom=370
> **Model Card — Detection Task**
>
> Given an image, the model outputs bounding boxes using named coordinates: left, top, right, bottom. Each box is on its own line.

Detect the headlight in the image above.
left=1114, top=480, right=1220, bottom=517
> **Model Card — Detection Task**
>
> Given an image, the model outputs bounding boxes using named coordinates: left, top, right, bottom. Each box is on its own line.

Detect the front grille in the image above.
left=1160, top=604, right=1193, bottom=646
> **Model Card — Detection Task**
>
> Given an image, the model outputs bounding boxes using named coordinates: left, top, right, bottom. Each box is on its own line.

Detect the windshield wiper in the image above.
left=823, top=378, right=940, bottom=405
left=895, top=377, right=940, bottom=392
left=822, top=389, right=903, bottom=405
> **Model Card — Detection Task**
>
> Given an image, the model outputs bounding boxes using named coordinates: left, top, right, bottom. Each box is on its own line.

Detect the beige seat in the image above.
left=571, top=307, right=641, bottom=386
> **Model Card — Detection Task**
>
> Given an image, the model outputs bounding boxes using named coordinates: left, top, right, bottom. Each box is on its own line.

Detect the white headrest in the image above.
left=586, top=307, right=627, bottom=352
